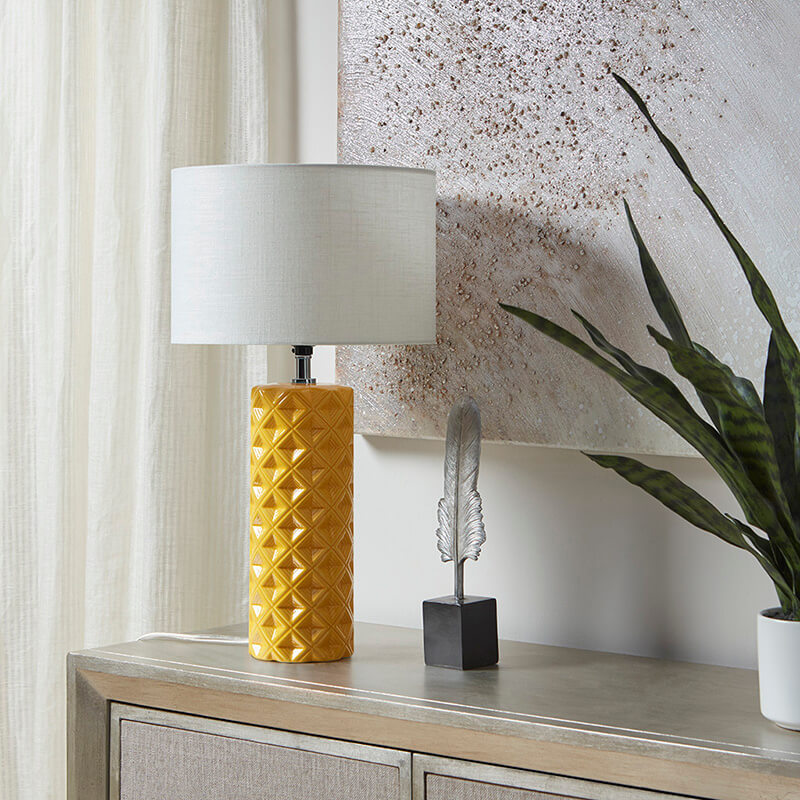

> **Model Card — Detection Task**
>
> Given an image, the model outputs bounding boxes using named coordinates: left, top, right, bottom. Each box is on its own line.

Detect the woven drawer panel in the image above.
left=426, top=774, right=580, bottom=800
left=119, top=720, right=400, bottom=800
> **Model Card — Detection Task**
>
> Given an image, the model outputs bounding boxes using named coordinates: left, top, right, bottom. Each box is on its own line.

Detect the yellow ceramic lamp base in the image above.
left=249, top=383, right=354, bottom=662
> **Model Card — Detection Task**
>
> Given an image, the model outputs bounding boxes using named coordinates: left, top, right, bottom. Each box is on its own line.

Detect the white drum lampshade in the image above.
left=170, top=163, right=436, bottom=665
left=171, top=164, right=436, bottom=345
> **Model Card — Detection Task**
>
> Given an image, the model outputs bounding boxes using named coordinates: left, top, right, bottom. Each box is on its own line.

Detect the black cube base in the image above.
left=422, top=595, right=498, bottom=670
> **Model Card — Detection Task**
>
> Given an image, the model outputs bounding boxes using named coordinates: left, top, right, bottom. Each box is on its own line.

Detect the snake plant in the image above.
left=500, top=74, right=800, bottom=621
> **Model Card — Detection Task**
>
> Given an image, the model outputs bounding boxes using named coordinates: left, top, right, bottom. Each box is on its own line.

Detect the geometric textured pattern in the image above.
left=249, top=384, right=354, bottom=662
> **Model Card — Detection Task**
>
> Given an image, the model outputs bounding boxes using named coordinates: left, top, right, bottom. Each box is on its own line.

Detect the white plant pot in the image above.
left=757, top=608, right=800, bottom=730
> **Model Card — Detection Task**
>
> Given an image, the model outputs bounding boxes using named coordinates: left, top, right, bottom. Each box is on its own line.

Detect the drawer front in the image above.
left=426, top=773, right=573, bottom=800
left=110, top=704, right=410, bottom=800
left=415, top=755, right=700, bottom=800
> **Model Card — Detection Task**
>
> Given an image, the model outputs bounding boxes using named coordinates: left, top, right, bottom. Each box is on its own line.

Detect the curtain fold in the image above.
left=0, top=2, right=270, bottom=796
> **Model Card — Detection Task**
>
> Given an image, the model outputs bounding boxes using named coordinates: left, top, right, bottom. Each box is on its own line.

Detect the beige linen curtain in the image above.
left=0, top=1, right=271, bottom=796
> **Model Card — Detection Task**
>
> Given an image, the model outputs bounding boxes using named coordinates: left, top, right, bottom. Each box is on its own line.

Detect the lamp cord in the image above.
left=137, top=632, right=248, bottom=645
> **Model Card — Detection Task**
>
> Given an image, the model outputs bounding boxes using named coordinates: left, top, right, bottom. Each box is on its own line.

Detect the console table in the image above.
left=67, top=622, right=800, bottom=799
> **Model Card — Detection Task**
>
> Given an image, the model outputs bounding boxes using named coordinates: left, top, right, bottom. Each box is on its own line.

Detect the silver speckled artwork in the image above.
left=337, top=0, right=800, bottom=455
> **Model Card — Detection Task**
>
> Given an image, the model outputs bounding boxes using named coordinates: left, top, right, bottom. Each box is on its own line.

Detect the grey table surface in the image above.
left=71, top=621, right=800, bottom=775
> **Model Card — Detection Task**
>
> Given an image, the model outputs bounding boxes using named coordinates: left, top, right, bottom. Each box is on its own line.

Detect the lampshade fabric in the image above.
left=171, top=164, right=436, bottom=345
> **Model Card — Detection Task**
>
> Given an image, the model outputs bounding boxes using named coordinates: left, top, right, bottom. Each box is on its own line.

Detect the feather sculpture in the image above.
left=436, top=397, right=486, bottom=601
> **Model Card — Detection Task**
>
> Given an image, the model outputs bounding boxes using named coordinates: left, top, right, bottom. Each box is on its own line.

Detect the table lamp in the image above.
left=171, top=164, right=436, bottom=662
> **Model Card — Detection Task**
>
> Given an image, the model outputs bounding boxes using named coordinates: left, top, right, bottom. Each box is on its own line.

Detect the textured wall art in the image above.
left=337, top=0, right=800, bottom=455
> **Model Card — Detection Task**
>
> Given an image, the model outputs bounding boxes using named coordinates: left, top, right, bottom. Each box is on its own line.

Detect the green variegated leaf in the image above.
left=726, top=516, right=798, bottom=611
left=586, top=453, right=753, bottom=548
left=624, top=200, right=722, bottom=428
left=499, top=304, right=631, bottom=376
left=648, top=329, right=761, bottom=410
left=623, top=200, right=691, bottom=347
left=692, top=341, right=762, bottom=409
left=572, top=310, right=640, bottom=374
left=765, top=333, right=800, bottom=522
left=648, top=326, right=795, bottom=543
left=572, top=310, right=698, bottom=420
left=612, top=73, right=696, bottom=187
left=586, top=453, right=797, bottom=605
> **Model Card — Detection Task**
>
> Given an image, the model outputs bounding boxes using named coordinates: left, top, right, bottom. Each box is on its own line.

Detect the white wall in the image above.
left=281, top=0, right=775, bottom=669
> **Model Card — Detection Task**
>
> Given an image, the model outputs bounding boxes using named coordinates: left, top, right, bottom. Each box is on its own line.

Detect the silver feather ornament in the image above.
left=436, top=397, right=486, bottom=600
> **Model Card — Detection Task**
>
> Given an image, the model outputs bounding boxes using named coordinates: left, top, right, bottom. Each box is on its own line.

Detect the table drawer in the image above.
left=110, top=704, right=410, bottom=800
left=414, top=755, right=700, bottom=800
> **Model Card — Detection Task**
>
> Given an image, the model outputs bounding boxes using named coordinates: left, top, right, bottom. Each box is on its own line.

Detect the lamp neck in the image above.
left=291, top=345, right=316, bottom=385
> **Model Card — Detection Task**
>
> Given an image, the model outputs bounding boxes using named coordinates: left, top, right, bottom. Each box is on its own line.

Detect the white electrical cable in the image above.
left=137, top=632, right=248, bottom=644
